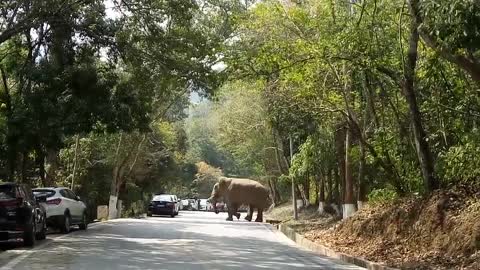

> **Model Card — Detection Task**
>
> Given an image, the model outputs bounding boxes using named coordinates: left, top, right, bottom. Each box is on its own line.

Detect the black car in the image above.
left=0, top=183, right=47, bottom=246
left=147, top=194, right=176, bottom=218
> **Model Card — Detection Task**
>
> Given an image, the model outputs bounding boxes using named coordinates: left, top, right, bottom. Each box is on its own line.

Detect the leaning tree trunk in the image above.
left=402, top=12, right=439, bottom=193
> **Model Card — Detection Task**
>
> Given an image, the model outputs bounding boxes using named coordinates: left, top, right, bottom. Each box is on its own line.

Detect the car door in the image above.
left=59, top=189, right=77, bottom=219
left=66, top=189, right=82, bottom=220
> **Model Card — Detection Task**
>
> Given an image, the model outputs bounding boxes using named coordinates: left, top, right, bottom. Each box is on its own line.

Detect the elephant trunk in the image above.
left=208, top=196, right=219, bottom=214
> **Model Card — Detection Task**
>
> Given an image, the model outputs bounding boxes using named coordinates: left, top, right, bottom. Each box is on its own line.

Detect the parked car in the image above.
left=190, top=199, right=199, bottom=211
left=147, top=195, right=176, bottom=217
left=172, top=195, right=180, bottom=215
left=32, top=187, right=87, bottom=233
left=199, top=199, right=208, bottom=211
left=0, top=182, right=47, bottom=246
left=181, top=199, right=190, bottom=210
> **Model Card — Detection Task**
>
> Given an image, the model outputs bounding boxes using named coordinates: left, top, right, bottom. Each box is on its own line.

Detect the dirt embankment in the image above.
left=267, top=187, right=480, bottom=270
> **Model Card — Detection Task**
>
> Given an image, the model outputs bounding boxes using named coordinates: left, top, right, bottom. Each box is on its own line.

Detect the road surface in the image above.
left=0, top=211, right=364, bottom=270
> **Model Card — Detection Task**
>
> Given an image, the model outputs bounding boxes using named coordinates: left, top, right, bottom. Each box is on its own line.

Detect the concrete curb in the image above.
left=277, top=224, right=399, bottom=270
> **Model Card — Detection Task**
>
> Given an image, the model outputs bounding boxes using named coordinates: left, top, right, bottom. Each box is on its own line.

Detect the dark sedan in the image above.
left=0, top=183, right=47, bottom=246
left=147, top=195, right=176, bottom=218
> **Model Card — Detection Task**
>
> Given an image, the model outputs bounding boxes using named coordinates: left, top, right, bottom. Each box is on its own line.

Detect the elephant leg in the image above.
left=244, top=205, right=254, bottom=222
left=231, top=204, right=241, bottom=219
left=226, top=203, right=235, bottom=221
left=255, top=208, right=264, bottom=222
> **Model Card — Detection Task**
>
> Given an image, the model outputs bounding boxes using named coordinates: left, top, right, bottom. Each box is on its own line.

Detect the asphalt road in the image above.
left=0, top=211, right=364, bottom=270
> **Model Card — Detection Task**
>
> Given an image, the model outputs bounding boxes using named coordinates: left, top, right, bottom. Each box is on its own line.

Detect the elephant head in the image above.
left=208, top=183, right=221, bottom=214
left=208, top=178, right=229, bottom=214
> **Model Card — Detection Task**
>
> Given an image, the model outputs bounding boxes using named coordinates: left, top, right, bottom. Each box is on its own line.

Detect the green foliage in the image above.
left=439, top=141, right=480, bottom=185
left=367, top=188, right=399, bottom=205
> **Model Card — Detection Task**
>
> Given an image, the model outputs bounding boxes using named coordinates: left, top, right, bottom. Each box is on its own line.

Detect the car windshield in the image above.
left=0, top=185, right=15, bottom=200
left=32, top=189, right=56, bottom=198
left=152, top=195, right=172, bottom=202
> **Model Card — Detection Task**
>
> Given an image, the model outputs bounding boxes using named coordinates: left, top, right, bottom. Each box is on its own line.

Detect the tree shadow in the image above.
left=5, top=217, right=364, bottom=270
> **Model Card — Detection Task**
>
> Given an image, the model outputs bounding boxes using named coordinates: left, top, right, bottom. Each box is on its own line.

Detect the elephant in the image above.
left=208, top=177, right=271, bottom=222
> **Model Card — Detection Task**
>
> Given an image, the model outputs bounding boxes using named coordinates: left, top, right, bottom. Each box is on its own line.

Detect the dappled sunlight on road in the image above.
left=0, top=211, right=365, bottom=270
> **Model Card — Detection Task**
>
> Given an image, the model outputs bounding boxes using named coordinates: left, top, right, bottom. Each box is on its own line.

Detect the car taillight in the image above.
left=47, top=198, right=62, bottom=205
left=166, top=202, right=174, bottom=208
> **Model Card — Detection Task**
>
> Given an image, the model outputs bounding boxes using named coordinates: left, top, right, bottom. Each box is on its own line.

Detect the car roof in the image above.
left=33, top=187, right=68, bottom=190
left=0, top=182, right=17, bottom=186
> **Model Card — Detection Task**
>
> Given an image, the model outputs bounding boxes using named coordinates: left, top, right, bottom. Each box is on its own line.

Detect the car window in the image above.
left=66, top=190, right=77, bottom=199
left=152, top=195, right=172, bottom=201
left=33, top=189, right=56, bottom=198
left=59, top=189, right=71, bottom=199
left=0, top=185, right=15, bottom=200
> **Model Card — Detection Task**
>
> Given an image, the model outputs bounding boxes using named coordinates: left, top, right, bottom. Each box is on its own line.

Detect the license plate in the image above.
left=157, top=205, right=164, bottom=208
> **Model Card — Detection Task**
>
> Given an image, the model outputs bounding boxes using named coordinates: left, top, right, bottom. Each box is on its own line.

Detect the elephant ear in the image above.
left=218, top=177, right=228, bottom=188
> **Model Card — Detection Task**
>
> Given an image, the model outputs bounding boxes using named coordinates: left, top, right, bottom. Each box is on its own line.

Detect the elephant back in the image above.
left=226, top=178, right=270, bottom=208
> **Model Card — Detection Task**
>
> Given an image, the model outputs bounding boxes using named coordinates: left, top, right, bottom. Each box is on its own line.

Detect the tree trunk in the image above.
left=343, top=127, right=356, bottom=219
left=326, top=170, right=332, bottom=204
left=20, top=152, right=27, bottom=183
left=70, top=135, right=80, bottom=190
left=357, top=141, right=367, bottom=209
left=273, top=178, right=282, bottom=203
left=332, top=166, right=341, bottom=216
left=402, top=14, right=438, bottom=193
left=44, top=149, right=59, bottom=186
left=334, top=125, right=346, bottom=209
left=109, top=133, right=124, bottom=220
left=318, top=174, right=325, bottom=214
left=304, top=172, right=310, bottom=206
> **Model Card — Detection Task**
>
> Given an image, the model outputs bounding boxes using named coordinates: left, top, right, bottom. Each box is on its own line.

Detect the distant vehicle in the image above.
left=190, top=199, right=199, bottom=211
left=199, top=199, right=208, bottom=211
left=0, top=183, right=47, bottom=246
left=147, top=195, right=176, bottom=217
left=181, top=199, right=190, bottom=210
left=32, top=187, right=88, bottom=233
left=154, top=193, right=180, bottom=215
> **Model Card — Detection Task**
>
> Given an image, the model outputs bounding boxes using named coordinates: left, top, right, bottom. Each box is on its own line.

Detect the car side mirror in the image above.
left=76, top=196, right=81, bottom=201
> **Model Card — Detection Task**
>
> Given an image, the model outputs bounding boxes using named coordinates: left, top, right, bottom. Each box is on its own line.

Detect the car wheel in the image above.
left=171, top=211, right=175, bottom=218
left=79, top=212, right=88, bottom=230
left=61, top=213, right=71, bottom=234
left=36, top=216, right=47, bottom=240
left=23, top=219, right=36, bottom=247
left=147, top=212, right=152, bottom=217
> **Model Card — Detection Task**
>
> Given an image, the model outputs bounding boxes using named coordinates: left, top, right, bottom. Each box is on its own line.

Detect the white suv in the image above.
left=32, top=187, right=87, bottom=233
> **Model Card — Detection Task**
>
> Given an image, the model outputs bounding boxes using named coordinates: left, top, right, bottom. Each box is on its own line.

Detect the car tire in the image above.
left=171, top=211, right=175, bottom=218
left=61, top=213, right=71, bottom=234
left=36, top=216, right=47, bottom=240
left=147, top=212, right=152, bottom=217
left=79, top=212, right=88, bottom=230
left=23, top=219, right=36, bottom=247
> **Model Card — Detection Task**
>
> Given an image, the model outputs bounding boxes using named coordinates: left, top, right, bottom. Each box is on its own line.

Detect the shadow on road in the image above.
left=8, top=214, right=362, bottom=270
